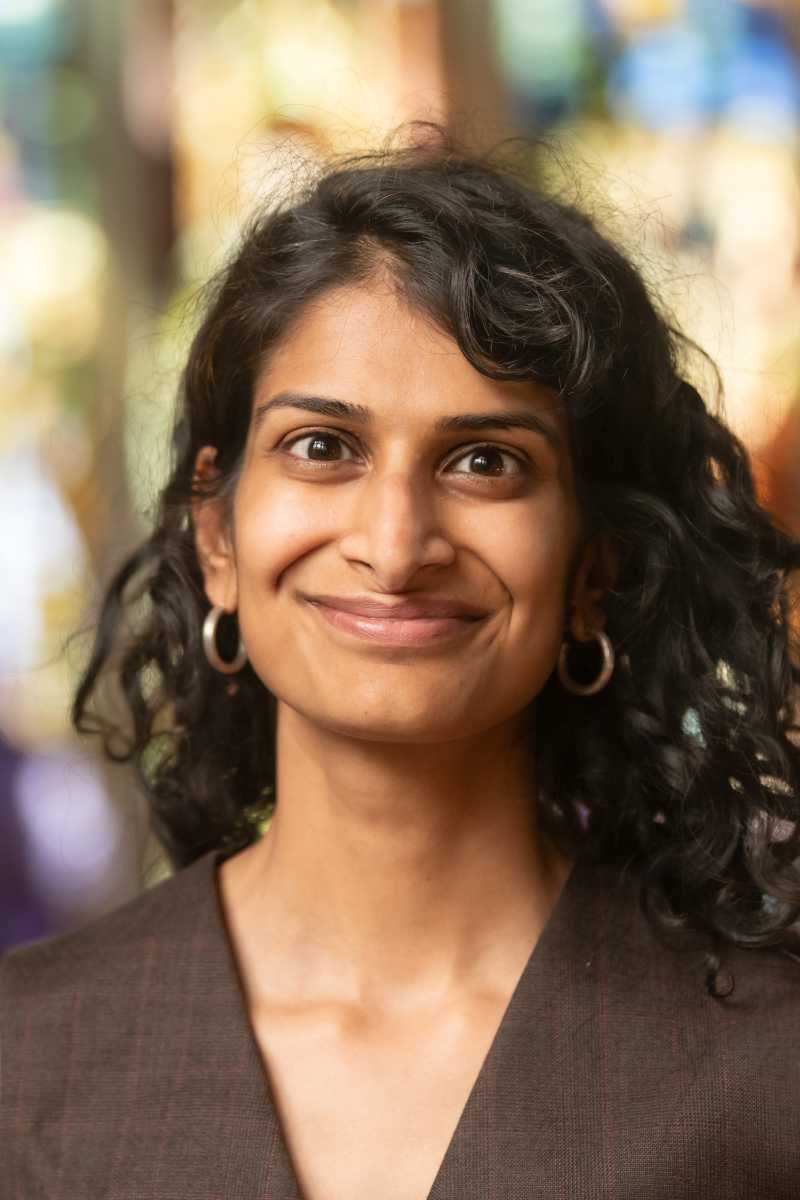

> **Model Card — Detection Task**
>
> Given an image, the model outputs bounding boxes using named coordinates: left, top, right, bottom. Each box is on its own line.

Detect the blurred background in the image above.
left=2, top=0, right=799, bottom=951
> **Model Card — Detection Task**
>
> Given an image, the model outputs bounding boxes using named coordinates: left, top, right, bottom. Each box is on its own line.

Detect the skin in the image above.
left=193, top=278, right=617, bottom=1195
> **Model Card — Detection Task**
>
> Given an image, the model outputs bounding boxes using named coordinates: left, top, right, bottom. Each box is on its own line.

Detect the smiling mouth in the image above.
left=307, top=600, right=486, bottom=647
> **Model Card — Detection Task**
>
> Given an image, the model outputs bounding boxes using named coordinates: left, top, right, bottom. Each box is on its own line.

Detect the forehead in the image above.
left=254, top=281, right=570, bottom=440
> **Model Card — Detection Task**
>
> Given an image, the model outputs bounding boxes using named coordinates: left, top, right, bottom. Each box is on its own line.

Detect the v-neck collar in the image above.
left=183, top=842, right=598, bottom=1200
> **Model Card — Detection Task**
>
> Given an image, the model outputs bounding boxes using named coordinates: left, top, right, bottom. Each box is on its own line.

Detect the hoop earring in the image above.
left=558, top=629, right=615, bottom=696
left=202, top=605, right=248, bottom=675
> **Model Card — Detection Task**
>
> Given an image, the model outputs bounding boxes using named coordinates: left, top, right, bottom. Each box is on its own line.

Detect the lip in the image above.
left=301, top=593, right=490, bottom=619
left=308, top=601, right=483, bottom=646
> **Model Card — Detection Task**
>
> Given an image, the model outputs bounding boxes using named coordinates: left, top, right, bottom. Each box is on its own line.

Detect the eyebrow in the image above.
left=252, top=391, right=563, bottom=453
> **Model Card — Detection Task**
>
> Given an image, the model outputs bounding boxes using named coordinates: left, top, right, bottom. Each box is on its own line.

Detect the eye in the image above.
left=280, top=430, right=357, bottom=463
left=446, top=444, right=528, bottom=479
left=278, top=430, right=530, bottom=480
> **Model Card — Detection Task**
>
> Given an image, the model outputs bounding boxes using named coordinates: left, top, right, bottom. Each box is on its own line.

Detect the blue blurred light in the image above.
left=0, top=0, right=71, bottom=66
left=723, top=6, right=800, bottom=137
left=609, top=25, right=715, bottom=131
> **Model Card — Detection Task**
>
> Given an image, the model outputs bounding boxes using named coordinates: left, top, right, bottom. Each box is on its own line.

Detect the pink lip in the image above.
left=307, top=601, right=484, bottom=647
left=302, top=593, right=489, bottom=619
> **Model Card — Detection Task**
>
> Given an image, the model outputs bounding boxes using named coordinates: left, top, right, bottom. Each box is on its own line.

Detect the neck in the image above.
left=219, top=704, right=573, bottom=1011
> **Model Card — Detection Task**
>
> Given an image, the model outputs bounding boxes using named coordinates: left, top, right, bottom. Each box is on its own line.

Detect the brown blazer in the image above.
left=2, top=845, right=799, bottom=1199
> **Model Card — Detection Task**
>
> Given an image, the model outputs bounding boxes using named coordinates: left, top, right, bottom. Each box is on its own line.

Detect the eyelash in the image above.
left=276, top=428, right=532, bottom=481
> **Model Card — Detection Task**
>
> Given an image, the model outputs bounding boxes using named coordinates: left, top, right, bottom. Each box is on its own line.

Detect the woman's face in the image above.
left=196, top=280, right=602, bottom=743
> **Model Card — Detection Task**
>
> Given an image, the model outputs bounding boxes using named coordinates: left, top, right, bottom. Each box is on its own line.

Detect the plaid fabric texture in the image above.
left=2, top=844, right=799, bottom=1198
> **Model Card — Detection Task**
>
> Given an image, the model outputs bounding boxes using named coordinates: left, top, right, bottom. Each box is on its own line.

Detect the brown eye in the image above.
left=281, top=431, right=357, bottom=462
left=447, top=445, right=528, bottom=478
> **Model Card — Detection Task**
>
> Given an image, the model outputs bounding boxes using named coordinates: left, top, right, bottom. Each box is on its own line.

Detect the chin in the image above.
left=335, top=719, right=455, bottom=743
left=319, top=708, right=471, bottom=743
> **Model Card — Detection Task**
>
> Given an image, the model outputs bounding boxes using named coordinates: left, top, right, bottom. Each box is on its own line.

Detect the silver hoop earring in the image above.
left=202, top=605, right=248, bottom=675
left=558, top=629, right=615, bottom=696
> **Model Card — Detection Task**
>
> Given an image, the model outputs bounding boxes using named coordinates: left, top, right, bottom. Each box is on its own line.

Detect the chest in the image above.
left=249, top=993, right=509, bottom=1200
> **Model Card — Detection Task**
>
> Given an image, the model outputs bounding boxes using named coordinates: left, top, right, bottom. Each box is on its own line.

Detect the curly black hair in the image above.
left=73, top=124, right=800, bottom=989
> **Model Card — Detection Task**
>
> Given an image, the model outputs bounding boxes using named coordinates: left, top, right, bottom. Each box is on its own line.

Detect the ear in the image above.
left=567, top=532, right=620, bottom=641
left=191, top=446, right=238, bottom=612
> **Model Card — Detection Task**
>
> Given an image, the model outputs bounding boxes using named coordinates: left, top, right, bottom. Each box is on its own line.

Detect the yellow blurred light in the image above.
left=0, top=369, right=58, bottom=453
left=598, top=0, right=684, bottom=28
left=0, top=207, right=107, bottom=360
left=259, top=2, right=356, bottom=113
left=2, top=207, right=105, bottom=304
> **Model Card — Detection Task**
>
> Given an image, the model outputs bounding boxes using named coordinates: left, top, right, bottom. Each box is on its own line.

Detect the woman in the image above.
left=3, top=127, right=800, bottom=1199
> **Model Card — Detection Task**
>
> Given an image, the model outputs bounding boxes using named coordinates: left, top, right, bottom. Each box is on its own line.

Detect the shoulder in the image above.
left=572, top=859, right=800, bottom=1145
left=2, top=849, right=213, bottom=989
left=577, top=857, right=800, bottom=1022
left=0, top=848, right=220, bottom=1057
left=0, top=847, right=261, bottom=1197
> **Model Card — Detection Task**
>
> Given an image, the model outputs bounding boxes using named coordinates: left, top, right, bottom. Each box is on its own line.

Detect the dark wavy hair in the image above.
left=74, top=125, right=800, bottom=992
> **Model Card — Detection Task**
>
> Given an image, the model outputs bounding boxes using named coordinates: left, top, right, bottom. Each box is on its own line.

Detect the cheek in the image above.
left=482, top=494, right=576, bottom=612
left=233, top=482, right=326, bottom=593
left=489, top=507, right=578, bottom=707
left=508, top=531, right=571, bottom=617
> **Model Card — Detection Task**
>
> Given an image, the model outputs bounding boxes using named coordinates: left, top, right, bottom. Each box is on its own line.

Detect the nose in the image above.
left=337, top=468, right=456, bottom=589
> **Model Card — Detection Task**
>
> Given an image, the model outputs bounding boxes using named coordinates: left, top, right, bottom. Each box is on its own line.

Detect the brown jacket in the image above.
left=2, top=846, right=799, bottom=1198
